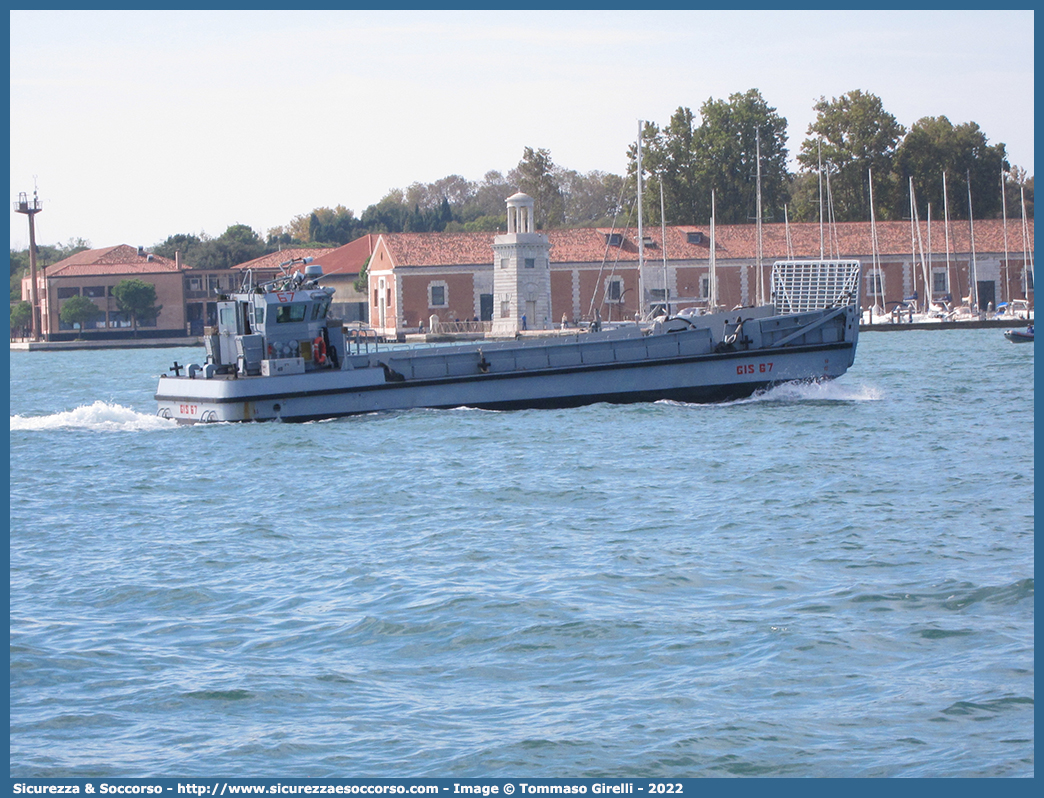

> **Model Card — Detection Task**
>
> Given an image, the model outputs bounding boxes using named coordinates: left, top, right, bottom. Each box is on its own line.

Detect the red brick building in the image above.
left=20, top=245, right=189, bottom=340
left=364, top=218, right=1034, bottom=338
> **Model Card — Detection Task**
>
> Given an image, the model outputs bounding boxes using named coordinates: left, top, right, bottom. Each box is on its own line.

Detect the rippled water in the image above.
left=9, top=329, right=1034, bottom=777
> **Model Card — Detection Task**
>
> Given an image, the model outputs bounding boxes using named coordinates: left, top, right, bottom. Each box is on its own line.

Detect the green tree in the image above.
left=188, top=224, right=267, bottom=269
left=797, top=90, right=906, bottom=222
left=354, top=256, right=370, bottom=293
left=893, top=116, right=1009, bottom=220
left=509, top=147, right=565, bottom=229
left=558, top=168, right=627, bottom=227
left=58, top=295, right=103, bottom=337
left=638, top=110, right=699, bottom=225
left=695, top=90, right=789, bottom=225
left=113, top=279, right=162, bottom=335
left=9, top=300, right=31, bottom=337
left=152, top=233, right=203, bottom=264
left=360, top=190, right=409, bottom=233
left=10, top=238, right=90, bottom=301
left=632, top=93, right=789, bottom=226
left=1007, top=169, right=1034, bottom=220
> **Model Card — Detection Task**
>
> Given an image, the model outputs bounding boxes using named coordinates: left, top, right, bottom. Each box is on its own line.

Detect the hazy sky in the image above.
left=9, top=9, right=1035, bottom=251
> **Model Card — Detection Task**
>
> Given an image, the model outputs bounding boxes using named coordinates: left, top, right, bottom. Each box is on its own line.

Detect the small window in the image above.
left=500, top=258, right=509, bottom=269
left=607, top=279, right=623, bottom=302
left=57, top=286, right=80, bottom=299
left=84, top=286, right=106, bottom=298
left=867, top=271, right=884, bottom=296
left=606, top=233, right=623, bottom=247
left=932, top=271, right=947, bottom=294
left=275, top=303, right=308, bottom=323
left=253, top=305, right=265, bottom=326
left=500, top=300, right=510, bottom=318
left=430, top=284, right=446, bottom=307
left=525, top=258, right=535, bottom=269
left=700, top=276, right=710, bottom=298
left=687, top=232, right=705, bottom=245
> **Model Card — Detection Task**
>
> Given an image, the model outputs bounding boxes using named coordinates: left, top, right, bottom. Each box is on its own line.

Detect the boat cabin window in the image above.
left=311, top=299, right=330, bottom=320
left=253, top=304, right=265, bottom=326
left=219, top=305, right=237, bottom=327
left=275, top=303, right=308, bottom=323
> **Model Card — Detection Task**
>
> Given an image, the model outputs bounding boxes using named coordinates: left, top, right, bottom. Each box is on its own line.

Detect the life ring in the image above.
left=313, top=336, right=327, bottom=366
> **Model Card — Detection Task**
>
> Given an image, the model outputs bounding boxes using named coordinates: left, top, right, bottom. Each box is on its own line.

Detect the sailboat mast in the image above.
left=943, top=171, right=955, bottom=304
left=636, top=120, right=645, bottom=320
left=818, top=138, right=824, bottom=259
left=1001, top=170, right=1010, bottom=306
left=756, top=129, right=764, bottom=306
left=909, top=177, right=917, bottom=306
left=660, top=178, right=669, bottom=316
left=967, top=170, right=980, bottom=314
left=869, top=168, right=881, bottom=309
left=927, top=203, right=932, bottom=310
left=1020, top=185, right=1034, bottom=301
left=710, top=190, right=717, bottom=310
left=910, top=185, right=927, bottom=311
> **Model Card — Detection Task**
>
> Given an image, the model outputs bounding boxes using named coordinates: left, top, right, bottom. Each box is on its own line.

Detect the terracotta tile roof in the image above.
left=230, top=238, right=377, bottom=275
left=44, top=244, right=179, bottom=277
left=376, top=219, right=1033, bottom=268
left=379, top=232, right=505, bottom=267
left=232, top=248, right=332, bottom=272
left=310, top=234, right=379, bottom=275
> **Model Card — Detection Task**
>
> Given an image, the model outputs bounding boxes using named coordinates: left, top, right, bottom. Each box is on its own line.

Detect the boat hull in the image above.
left=1004, top=330, right=1034, bottom=343
left=156, top=323, right=857, bottom=423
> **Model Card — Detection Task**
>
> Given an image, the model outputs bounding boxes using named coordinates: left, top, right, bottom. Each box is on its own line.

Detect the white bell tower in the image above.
left=491, top=192, right=552, bottom=335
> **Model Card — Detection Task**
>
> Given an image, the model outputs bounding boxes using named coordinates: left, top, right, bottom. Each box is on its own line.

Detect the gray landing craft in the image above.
left=156, top=258, right=862, bottom=423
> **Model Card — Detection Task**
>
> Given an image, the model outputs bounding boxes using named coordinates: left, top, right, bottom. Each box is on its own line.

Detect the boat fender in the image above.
left=477, top=349, right=490, bottom=374
left=379, top=362, right=406, bottom=382
left=313, top=336, right=327, bottom=366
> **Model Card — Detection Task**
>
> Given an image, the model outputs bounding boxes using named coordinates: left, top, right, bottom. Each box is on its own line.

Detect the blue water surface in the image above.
left=9, top=329, right=1034, bottom=777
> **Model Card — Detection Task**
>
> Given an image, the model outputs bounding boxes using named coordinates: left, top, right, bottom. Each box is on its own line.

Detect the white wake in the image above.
left=10, top=401, right=178, bottom=432
left=743, top=379, right=883, bottom=403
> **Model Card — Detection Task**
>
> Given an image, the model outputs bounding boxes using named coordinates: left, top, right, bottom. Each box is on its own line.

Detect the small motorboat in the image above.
left=1004, top=325, right=1034, bottom=343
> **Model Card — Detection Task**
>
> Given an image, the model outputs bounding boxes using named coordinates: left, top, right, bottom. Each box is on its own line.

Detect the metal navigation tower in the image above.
left=14, top=189, right=43, bottom=341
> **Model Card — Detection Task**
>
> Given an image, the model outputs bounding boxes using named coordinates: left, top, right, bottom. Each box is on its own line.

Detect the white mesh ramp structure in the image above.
left=771, top=260, right=862, bottom=314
